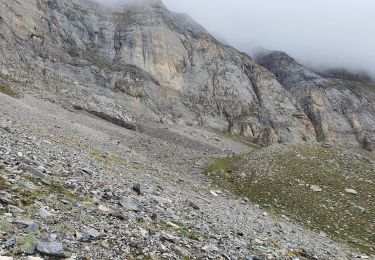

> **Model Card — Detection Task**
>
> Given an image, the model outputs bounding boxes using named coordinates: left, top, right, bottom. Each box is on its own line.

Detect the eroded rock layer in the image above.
left=0, top=0, right=374, bottom=149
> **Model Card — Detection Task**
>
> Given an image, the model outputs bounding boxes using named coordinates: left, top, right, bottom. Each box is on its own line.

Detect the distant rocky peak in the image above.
left=78, top=0, right=165, bottom=11
left=256, top=50, right=322, bottom=87
left=256, top=50, right=300, bottom=67
left=314, top=68, right=374, bottom=82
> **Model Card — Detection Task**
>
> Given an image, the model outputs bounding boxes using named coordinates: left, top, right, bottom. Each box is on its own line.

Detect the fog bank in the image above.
left=90, top=0, right=375, bottom=79
left=163, top=0, right=375, bottom=79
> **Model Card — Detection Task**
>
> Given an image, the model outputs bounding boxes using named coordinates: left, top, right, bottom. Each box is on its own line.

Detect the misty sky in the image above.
left=163, top=0, right=375, bottom=76
left=92, top=0, right=375, bottom=77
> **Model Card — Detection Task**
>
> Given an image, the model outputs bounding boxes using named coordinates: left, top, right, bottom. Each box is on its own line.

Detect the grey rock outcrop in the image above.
left=0, top=0, right=374, bottom=149
left=0, top=0, right=315, bottom=146
left=257, top=51, right=375, bottom=150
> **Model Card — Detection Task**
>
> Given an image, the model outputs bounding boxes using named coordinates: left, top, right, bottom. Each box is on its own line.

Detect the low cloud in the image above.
left=88, top=0, right=375, bottom=79
left=163, top=0, right=375, bottom=79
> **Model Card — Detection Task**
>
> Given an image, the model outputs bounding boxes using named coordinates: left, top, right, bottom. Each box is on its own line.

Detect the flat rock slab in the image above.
left=345, top=188, right=358, bottom=195
left=36, top=241, right=65, bottom=257
left=119, top=198, right=142, bottom=212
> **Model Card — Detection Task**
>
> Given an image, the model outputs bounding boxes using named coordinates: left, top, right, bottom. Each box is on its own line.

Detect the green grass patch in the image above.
left=23, top=204, right=40, bottom=217
left=12, top=234, right=38, bottom=254
left=18, top=189, right=39, bottom=205
left=0, top=218, right=13, bottom=233
left=179, top=226, right=200, bottom=241
left=0, top=84, right=19, bottom=98
left=48, top=182, right=75, bottom=197
left=204, top=158, right=235, bottom=175
left=11, top=176, right=75, bottom=206
left=55, top=223, right=75, bottom=236
left=205, top=144, right=375, bottom=254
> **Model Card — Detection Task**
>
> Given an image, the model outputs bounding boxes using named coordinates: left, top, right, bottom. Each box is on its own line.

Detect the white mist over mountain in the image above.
left=90, top=0, right=375, bottom=79
left=162, top=0, right=375, bottom=79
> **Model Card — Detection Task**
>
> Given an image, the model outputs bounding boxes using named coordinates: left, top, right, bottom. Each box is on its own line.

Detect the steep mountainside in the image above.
left=0, top=0, right=316, bottom=146
left=257, top=51, right=375, bottom=151
left=0, top=1, right=374, bottom=259
left=0, top=0, right=374, bottom=150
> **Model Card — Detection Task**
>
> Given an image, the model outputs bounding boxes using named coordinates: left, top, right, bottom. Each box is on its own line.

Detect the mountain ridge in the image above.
left=0, top=1, right=374, bottom=259
left=257, top=50, right=375, bottom=151
left=0, top=0, right=374, bottom=150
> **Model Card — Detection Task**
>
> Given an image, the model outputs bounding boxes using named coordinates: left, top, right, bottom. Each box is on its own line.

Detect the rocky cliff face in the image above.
left=0, top=0, right=316, bottom=146
left=257, top=51, right=375, bottom=151
left=0, top=0, right=373, bottom=149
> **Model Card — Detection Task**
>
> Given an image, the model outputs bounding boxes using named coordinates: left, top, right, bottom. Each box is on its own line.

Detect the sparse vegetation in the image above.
left=0, top=84, right=19, bottom=98
left=179, top=227, right=200, bottom=241
left=0, top=218, right=13, bottom=233
left=205, top=144, right=375, bottom=254
left=55, top=223, right=75, bottom=236
left=204, top=157, right=235, bottom=175
left=0, top=174, right=11, bottom=189
left=48, top=182, right=75, bottom=197
left=23, top=204, right=40, bottom=217
left=12, top=234, right=38, bottom=254
left=2, top=171, right=76, bottom=206
left=117, top=10, right=138, bottom=24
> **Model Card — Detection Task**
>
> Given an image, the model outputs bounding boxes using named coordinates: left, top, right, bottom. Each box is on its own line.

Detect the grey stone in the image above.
left=87, top=228, right=103, bottom=239
left=5, top=237, right=16, bottom=248
left=161, top=233, right=179, bottom=244
left=345, top=188, right=358, bottom=195
left=13, top=219, right=34, bottom=228
left=38, top=208, right=53, bottom=218
left=173, top=245, right=189, bottom=257
left=119, top=198, right=142, bottom=212
left=76, top=231, right=91, bottom=242
left=310, top=185, right=322, bottom=192
left=23, top=166, right=48, bottom=181
left=132, top=183, right=144, bottom=196
left=202, top=244, right=219, bottom=253
left=60, top=199, right=70, bottom=204
left=25, top=222, right=39, bottom=234
left=81, top=233, right=91, bottom=242
left=36, top=241, right=65, bottom=257
left=110, top=212, right=126, bottom=220
left=165, top=208, right=180, bottom=221
left=187, top=200, right=200, bottom=210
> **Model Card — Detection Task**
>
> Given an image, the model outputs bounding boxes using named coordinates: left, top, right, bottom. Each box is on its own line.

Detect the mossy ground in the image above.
left=1, top=167, right=75, bottom=207
left=205, top=144, right=375, bottom=254
left=1, top=168, right=79, bottom=254
left=0, top=174, right=11, bottom=189
left=0, top=218, right=13, bottom=233
left=12, top=234, right=38, bottom=254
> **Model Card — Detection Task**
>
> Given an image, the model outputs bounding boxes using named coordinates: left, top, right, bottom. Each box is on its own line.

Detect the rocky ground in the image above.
left=205, top=144, right=375, bottom=256
left=0, top=92, right=373, bottom=259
